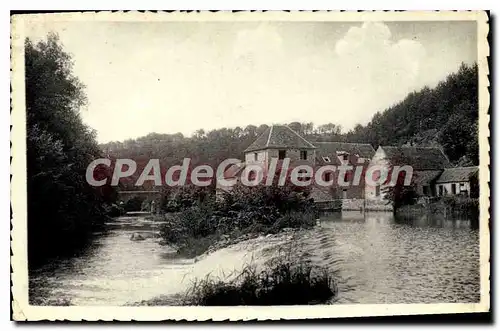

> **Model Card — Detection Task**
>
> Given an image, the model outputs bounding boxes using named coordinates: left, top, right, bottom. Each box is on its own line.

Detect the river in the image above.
left=29, top=211, right=480, bottom=306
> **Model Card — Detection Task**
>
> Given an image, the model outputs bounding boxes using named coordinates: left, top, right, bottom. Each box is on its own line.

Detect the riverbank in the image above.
left=396, top=196, right=479, bottom=221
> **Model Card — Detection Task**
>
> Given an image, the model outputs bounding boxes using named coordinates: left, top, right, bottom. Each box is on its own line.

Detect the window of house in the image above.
left=254, top=152, right=258, bottom=161
left=344, top=172, right=349, bottom=182
left=278, top=150, right=286, bottom=160
left=343, top=154, right=349, bottom=161
left=248, top=170, right=257, bottom=181
left=322, top=156, right=331, bottom=163
left=300, top=150, right=307, bottom=160
left=423, top=186, right=429, bottom=195
left=438, top=185, right=443, bottom=196
left=324, top=172, right=331, bottom=182
left=451, top=183, right=457, bottom=194
left=375, top=185, right=380, bottom=197
left=297, top=169, right=310, bottom=182
left=297, top=169, right=305, bottom=181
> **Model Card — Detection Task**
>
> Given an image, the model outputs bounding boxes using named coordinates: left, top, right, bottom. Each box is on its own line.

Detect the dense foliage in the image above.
left=158, top=183, right=316, bottom=257
left=382, top=173, right=419, bottom=209
left=184, top=259, right=337, bottom=305
left=102, top=63, right=479, bottom=192
left=25, top=34, right=115, bottom=267
left=343, top=63, right=479, bottom=165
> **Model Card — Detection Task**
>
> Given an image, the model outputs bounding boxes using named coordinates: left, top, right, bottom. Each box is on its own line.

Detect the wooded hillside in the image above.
left=101, top=63, right=479, bottom=189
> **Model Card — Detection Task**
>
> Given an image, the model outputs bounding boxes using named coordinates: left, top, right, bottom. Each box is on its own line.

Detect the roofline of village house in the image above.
left=244, top=145, right=318, bottom=153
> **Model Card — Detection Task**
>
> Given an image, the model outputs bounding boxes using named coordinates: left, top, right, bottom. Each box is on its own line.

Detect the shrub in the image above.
left=183, top=259, right=337, bottom=306
left=159, top=183, right=317, bottom=257
left=442, top=195, right=479, bottom=218
left=160, top=185, right=214, bottom=212
left=218, top=183, right=313, bottom=214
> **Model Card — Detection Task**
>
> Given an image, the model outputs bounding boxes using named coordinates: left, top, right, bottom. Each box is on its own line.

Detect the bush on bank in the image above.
left=183, top=259, right=337, bottom=306
left=158, top=183, right=317, bottom=257
left=441, top=195, right=479, bottom=216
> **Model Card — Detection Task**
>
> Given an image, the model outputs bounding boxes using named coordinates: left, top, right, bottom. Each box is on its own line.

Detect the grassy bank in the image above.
left=184, top=259, right=336, bottom=305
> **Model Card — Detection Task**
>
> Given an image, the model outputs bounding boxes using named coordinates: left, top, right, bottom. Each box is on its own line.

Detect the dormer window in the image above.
left=322, top=156, right=331, bottom=163
left=336, top=151, right=349, bottom=162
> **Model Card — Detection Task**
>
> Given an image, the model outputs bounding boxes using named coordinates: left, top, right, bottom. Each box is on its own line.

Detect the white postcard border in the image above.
left=10, top=10, right=490, bottom=321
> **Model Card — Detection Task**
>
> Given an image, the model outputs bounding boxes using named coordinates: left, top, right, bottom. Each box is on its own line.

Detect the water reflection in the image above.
left=30, top=211, right=480, bottom=305
left=318, top=211, right=480, bottom=304
left=394, top=213, right=478, bottom=229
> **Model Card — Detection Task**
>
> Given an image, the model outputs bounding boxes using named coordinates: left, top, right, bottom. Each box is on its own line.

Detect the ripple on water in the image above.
left=30, top=212, right=480, bottom=305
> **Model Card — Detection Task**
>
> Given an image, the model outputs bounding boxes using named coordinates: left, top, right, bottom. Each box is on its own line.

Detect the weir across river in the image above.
left=29, top=211, right=480, bottom=306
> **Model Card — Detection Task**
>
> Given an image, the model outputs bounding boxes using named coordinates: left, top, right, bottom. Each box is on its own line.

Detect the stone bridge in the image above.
left=116, top=190, right=162, bottom=213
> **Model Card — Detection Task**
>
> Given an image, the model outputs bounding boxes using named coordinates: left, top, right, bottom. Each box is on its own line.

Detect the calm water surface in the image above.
left=30, top=212, right=480, bottom=305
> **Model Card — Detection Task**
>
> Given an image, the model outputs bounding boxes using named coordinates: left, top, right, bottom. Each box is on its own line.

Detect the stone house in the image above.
left=313, top=141, right=375, bottom=200
left=216, top=124, right=376, bottom=205
left=435, top=166, right=479, bottom=198
left=365, top=146, right=451, bottom=203
left=243, top=124, right=317, bottom=170
left=216, top=124, right=316, bottom=198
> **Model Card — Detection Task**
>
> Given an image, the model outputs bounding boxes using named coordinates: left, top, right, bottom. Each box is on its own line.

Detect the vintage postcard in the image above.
left=11, top=11, right=490, bottom=321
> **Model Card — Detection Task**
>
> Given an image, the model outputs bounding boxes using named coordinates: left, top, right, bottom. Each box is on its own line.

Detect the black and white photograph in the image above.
left=10, top=11, right=490, bottom=321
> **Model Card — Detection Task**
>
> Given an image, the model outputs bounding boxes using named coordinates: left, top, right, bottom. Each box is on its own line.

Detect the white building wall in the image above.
left=435, top=181, right=472, bottom=197
left=245, top=150, right=267, bottom=164
left=365, top=147, right=390, bottom=201
left=245, top=148, right=316, bottom=170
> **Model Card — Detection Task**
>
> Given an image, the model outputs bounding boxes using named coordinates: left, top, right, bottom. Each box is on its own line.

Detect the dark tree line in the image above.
left=343, top=63, right=479, bottom=165
left=26, top=34, right=115, bottom=267
left=103, top=63, right=479, bottom=191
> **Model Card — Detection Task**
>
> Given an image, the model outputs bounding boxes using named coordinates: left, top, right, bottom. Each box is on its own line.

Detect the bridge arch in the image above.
left=117, top=190, right=162, bottom=213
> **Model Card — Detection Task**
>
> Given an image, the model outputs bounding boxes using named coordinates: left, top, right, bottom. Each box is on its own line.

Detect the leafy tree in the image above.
left=383, top=171, right=419, bottom=210
left=25, top=33, right=112, bottom=267
left=288, top=122, right=302, bottom=134
left=344, top=63, right=478, bottom=165
left=438, top=100, right=478, bottom=165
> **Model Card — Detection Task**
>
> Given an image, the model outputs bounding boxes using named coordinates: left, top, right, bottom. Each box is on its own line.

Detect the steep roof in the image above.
left=244, top=125, right=316, bottom=153
left=436, top=166, right=479, bottom=183
left=413, top=170, right=443, bottom=186
left=315, top=142, right=375, bottom=159
left=381, top=146, right=451, bottom=170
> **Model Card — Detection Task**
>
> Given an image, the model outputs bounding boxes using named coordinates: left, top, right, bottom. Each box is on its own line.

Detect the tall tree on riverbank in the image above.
left=25, top=33, right=112, bottom=267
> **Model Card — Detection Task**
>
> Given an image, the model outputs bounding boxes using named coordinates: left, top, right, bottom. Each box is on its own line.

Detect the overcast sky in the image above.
left=25, top=20, right=477, bottom=143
